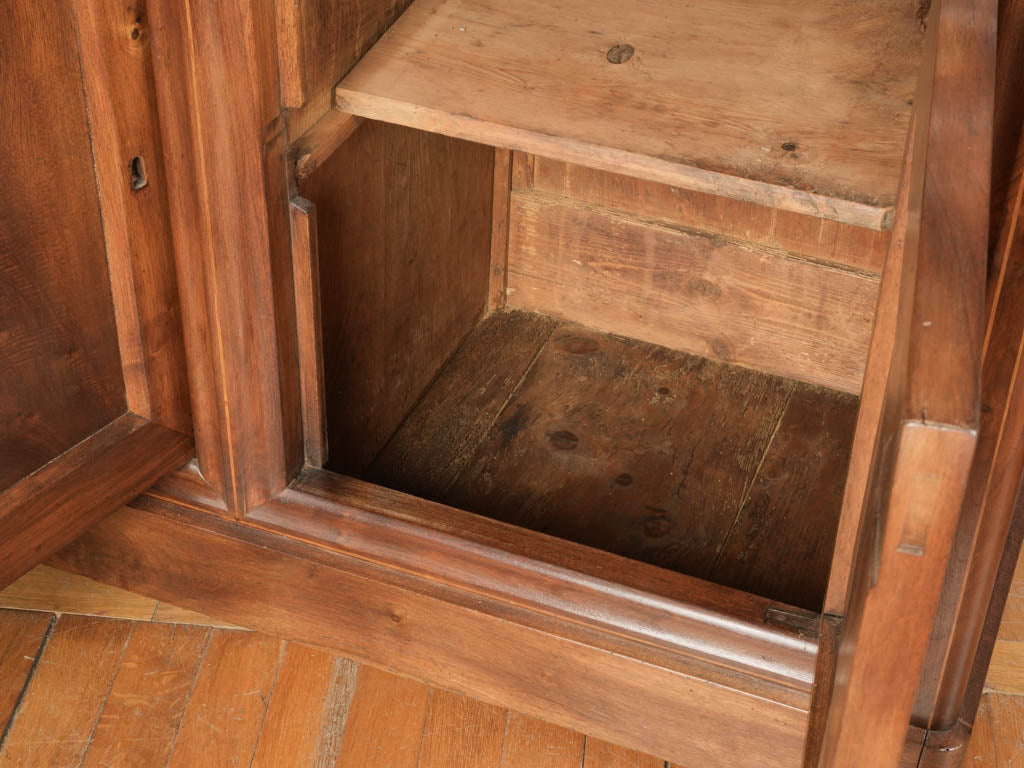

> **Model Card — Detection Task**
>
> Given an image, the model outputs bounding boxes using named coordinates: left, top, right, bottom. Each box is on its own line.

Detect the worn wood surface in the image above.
left=289, top=198, right=328, bottom=467
left=0, top=0, right=127, bottom=490
left=505, top=193, right=877, bottom=394
left=962, top=694, right=1024, bottom=766
left=51, top=500, right=811, bottom=768
left=418, top=690, right=507, bottom=768
left=502, top=712, right=585, bottom=768
left=336, top=0, right=922, bottom=228
left=0, top=414, right=193, bottom=588
left=72, top=0, right=191, bottom=432
left=302, top=121, right=493, bottom=474
left=292, top=110, right=364, bottom=182
left=0, top=611, right=52, bottom=736
left=515, top=154, right=891, bottom=275
left=369, top=311, right=855, bottom=610
left=489, top=149, right=514, bottom=311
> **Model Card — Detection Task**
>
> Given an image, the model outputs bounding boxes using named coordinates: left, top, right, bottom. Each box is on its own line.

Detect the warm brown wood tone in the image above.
left=281, top=0, right=413, bottom=139
left=147, top=0, right=301, bottom=514
left=0, top=615, right=132, bottom=767
left=301, top=120, right=493, bottom=473
left=0, top=565, right=158, bottom=620
left=585, top=740, right=663, bottom=768
left=367, top=311, right=855, bottom=610
left=418, top=689, right=506, bottom=768
left=819, top=0, right=993, bottom=760
left=289, top=198, right=328, bottom=467
left=710, top=386, right=859, bottom=610
left=53, top=499, right=811, bottom=768
left=915, top=128, right=1024, bottom=728
left=0, top=611, right=52, bottom=735
left=515, top=154, right=892, bottom=275
left=72, top=0, right=191, bottom=432
left=292, top=111, right=364, bottom=183
left=0, top=414, right=193, bottom=588
left=334, top=665, right=428, bottom=768
left=489, top=149, right=514, bottom=311
left=501, top=712, right=584, bottom=768
left=962, top=694, right=1024, bottom=766
left=166, top=631, right=283, bottom=768
left=1, top=0, right=127, bottom=490
left=251, top=645, right=356, bottom=767
left=336, top=0, right=922, bottom=228
left=991, top=0, right=1024, bottom=249
left=81, top=622, right=209, bottom=768
left=505, top=193, right=878, bottom=394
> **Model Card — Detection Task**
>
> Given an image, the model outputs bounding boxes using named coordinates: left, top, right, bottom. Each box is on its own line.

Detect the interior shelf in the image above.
left=334, top=0, right=922, bottom=230
left=358, top=311, right=858, bottom=612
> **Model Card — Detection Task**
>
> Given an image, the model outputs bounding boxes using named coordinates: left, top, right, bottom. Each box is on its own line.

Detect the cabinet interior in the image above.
left=293, top=0, right=925, bottom=613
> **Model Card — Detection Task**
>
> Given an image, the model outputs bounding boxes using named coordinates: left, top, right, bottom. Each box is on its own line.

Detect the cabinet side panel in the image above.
left=0, top=0, right=127, bottom=490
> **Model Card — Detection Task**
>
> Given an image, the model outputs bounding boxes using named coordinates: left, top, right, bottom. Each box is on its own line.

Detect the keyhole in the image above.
left=129, top=155, right=148, bottom=191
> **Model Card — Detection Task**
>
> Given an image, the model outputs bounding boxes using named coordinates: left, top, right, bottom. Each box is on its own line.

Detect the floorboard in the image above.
left=367, top=310, right=858, bottom=610
left=0, top=610, right=52, bottom=736
left=418, top=689, right=507, bottom=768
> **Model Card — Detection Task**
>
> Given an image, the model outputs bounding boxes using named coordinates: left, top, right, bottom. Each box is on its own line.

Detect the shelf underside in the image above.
left=335, top=0, right=923, bottom=230
left=359, top=311, right=859, bottom=612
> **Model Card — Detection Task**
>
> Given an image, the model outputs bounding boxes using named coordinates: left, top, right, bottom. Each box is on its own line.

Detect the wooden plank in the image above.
left=336, top=0, right=922, bottom=228
left=252, top=645, right=357, bottom=767
left=418, top=689, right=506, bottom=768
left=517, top=155, right=891, bottom=275
left=962, top=694, right=1024, bottom=766
left=80, top=622, right=209, bottom=768
left=584, top=739, right=663, bottom=768
left=501, top=712, right=584, bottom=768
left=0, top=611, right=53, bottom=736
left=52, top=500, right=811, bottom=768
left=334, top=665, right=430, bottom=768
left=0, top=565, right=157, bottom=620
left=165, top=630, right=284, bottom=767
left=0, top=414, right=194, bottom=588
left=367, top=310, right=557, bottom=501
left=984, top=639, right=1024, bottom=694
left=489, top=149, right=513, bottom=310
left=289, top=198, right=328, bottom=467
left=301, top=121, right=493, bottom=474
left=711, top=385, right=859, bottom=611
left=505, top=192, right=877, bottom=394
left=285, top=0, right=414, bottom=140
left=0, top=614, right=132, bottom=767
left=0, top=0, right=127, bottom=490
left=72, top=0, right=191, bottom=431
left=444, top=322, right=798, bottom=581
left=292, top=111, right=364, bottom=182
left=151, top=603, right=249, bottom=630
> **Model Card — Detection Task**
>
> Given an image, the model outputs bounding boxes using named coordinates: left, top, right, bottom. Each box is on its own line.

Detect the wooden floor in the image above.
left=364, top=310, right=859, bottom=611
left=0, top=561, right=1021, bottom=766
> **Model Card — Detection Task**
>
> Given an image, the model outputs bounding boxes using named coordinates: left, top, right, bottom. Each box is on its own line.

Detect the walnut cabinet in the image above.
left=2, top=0, right=1022, bottom=766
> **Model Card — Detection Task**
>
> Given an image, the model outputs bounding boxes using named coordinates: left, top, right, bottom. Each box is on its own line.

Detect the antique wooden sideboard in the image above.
left=2, top=0, right=1023, bottom=765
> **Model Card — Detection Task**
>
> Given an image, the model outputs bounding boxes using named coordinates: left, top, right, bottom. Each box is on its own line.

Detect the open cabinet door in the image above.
left=0, top=0, right=194, bottom=587
left=812, top=0, right=997, bottom=766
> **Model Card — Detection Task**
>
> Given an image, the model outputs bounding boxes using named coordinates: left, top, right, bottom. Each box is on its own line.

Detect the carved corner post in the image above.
left=147, top=0, right=303, bottom=515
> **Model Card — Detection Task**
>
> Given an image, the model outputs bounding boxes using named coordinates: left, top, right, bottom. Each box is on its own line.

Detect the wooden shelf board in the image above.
left=335, top=0, right=922, bottom=230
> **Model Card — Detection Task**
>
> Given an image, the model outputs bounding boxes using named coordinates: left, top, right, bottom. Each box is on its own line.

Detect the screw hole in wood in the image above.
left=606, top=44, right=634, bottom=64
left=129, top=155, right=148, bottom=191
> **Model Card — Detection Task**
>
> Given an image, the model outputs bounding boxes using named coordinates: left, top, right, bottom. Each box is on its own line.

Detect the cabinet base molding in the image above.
left=51, top=488, right=812, bottom=768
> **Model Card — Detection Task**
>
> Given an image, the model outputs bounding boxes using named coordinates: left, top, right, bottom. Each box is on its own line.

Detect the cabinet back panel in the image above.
left=506, top=158, right=882, bottom=394
left=301, top=122, right=493, bottom=474
left=0, top=0, right=127, bottom=490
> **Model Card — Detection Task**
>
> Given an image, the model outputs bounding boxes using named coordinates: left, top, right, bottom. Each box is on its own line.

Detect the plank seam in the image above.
left=0, top=614, right=56, bottom=755
left=161, top=627, right=213, bottom=768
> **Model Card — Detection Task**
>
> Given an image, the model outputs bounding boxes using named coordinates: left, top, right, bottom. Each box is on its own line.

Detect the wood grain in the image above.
left=367, top=311, right=557, bottom=501
left=292, top=111, right=364, bottom=183
left=0, top=0, right=126, bottom=490
left=333, top=665, right=429, bottom=768
left=443, top=322, right=798, bottom=581
left=53, top=500, right=811, bottom=768
left=489, top=149, right=513, bottom=311
left=505, top=192, right=878, bottom=394
left=516, top=154, right=891, bottom=275
left=0, top=615, right=132, bottom=768
left=584, top=739, right=663, bottom=768
left=501, top=712, right=584, bottom=768
left=301, top=120, right=493, bottom=474
left=72, top=0, right=191, bottom=432
left=0, top=611, right=53, bottom=736
left=289, top=198, right=328, bottom=467
left=418, top=689, right=506, bottom=768
left=336, top=0, right=922, bottom=228
left=252, top=644, right=357, bottom=767
left=962, top=694, right=1024, bottom=766
left=165, top=631, right=283, bottom=768
left=0, top=565, right=157, bottom=620
left=81, top=622, right=209, bottom=768
left=0, top=414, right=193, bottom=588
